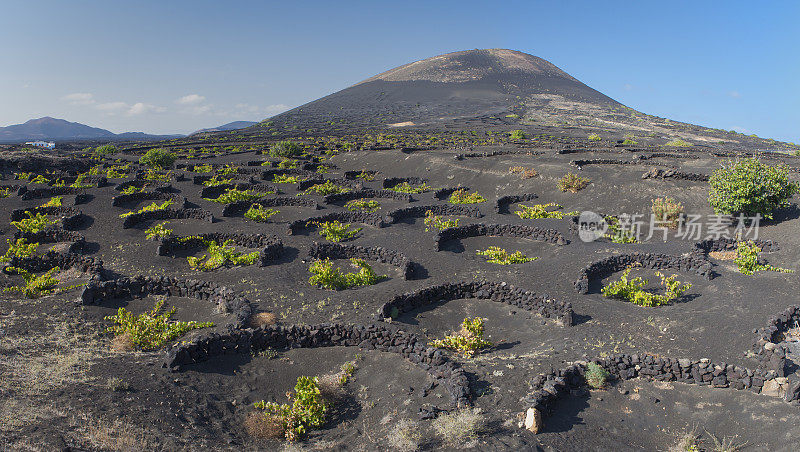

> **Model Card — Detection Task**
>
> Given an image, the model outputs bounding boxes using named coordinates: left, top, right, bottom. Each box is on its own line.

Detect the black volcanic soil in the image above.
left=1, top=140, right=799, bottom=451
left=2, top=48, right=800, bottom=451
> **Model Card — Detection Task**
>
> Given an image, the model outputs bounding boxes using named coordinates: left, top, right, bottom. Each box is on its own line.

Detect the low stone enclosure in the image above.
left=297, top=178, right=362, bottom=192
left=259, top=167, right=318, bottom=181
left=322, top=189, right=412, bottom=205
left=10, top=205, right=82, bottom=225
left=192, top=174, right=253, bottom=186
left=221, top=196, right=320, bottom=217
left=15, top=227, right=86, bottom=250
left=121, top=208, right=215, bottom=229
left=453, top=149, right=542, bottom=160
left=383, top=204, right=483, bottom=224
left=495, top=193, right=539, bottom=214
left=1, top=251, right=104, bottom=279
left=19, top=186, right=88, bottom=200
left=433, top=187, right=469, bottom=200
left=382, top=177, right=428, bottom=189
left=641, top=168, right=709, bottom=182
left=288, top=211, right=387, bottom=234
left=157, top=232, right=283, bottom=266
left=751, top=305, right=800, bottom=377
left=112, top=191, right=189, bottom=208
left=199, top=182, right=279, bottom=200
left=163, top=323, right=471, bottom=408
left=343, top=170, right=380, bottom=180
left=378, top=281, right=575, bottom=326
left=521, top=352, right=798, bottom=434
left=693, top=237, right=778, bottom=256
left=573, top=252, right=714, bottom=294
left=80, top=275, right=252, bottom=332
left=308, top=242, right=420, bottom=280
left=434, top=223, right=568, bottom=251
left=646, top=152, right=701, bottom=160
left=114, top=180, right=172, bottom=193
left=569, top=157, right=677, bottom=170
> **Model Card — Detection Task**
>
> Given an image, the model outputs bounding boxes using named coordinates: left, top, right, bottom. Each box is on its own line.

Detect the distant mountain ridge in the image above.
left=0, top=117, right=182, bottom=143
left=192, top=120, right=257, bottom=135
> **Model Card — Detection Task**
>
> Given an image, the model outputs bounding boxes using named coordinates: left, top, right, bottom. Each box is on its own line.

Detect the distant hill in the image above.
left=0, top=117, right=183, bottom=143
left=192, top=121, right=258, bottom=135
left=268, top=48, right=623, bottom=130
left=228, top=48, right=788, bottom=150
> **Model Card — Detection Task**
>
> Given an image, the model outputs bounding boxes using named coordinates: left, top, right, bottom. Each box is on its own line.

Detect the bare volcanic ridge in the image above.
left=270, top=49, right=622, bottom=128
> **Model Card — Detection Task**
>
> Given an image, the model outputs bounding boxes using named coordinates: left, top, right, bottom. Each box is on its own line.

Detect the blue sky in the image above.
left=1, top=1, right=797, bottom=141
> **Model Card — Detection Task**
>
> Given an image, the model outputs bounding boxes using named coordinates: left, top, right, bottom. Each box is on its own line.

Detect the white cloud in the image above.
left=61, top=92, right=95, bottom=105
left=728, top=91, right=741, bottom=98
left=127, top=103, right=166, bottom=116
left=623, top=83, right=633, bottom=91
left=177, top=94, right=206, bottom=105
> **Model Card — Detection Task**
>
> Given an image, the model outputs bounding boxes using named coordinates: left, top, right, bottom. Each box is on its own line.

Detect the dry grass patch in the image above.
left=244, top=411, right=285, bottom=439
left=708, top=250, right=737, bottom=261
left=249, top=312, right=277, bottom=328
left=110, top=333, right=135, bottom=352
left=388, top=419, right=423, bottom=451
left=70, top=413, right=156, bottom=451
left=431, top=408, right=485, bottom=445
left=509, top=166, right=538, bottom=179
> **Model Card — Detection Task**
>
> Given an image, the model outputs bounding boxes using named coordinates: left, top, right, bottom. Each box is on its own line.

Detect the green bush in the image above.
left=448, top=189, right=485, bottom=204
left=557, top=173, right=591, bottom=193
left=244, top=204, right=279, bottom=222
left=202, top=175, right=234, bottom=187
left=601, top=267, right=691, bottom=307
left=345, top=199, right=380, bottom=212
left=734, top=241, right=794, bottom=275
left=708, top=158, right=799, bottom=219
left=119, top=199, right=173, bottom=218
left=11, top=211, right=56, bottom=233
left=423, top=210, right=459, bottom=231
left=651, top=197, right=684, bottom=228
left=93, top=144, right=117, bottom=157
left=251, top=376, right=327, bottom=441
left=105, top=297, right=213, bottom=350
left=40, top=196, right=62, bottom=208
left=272, top=174, right=300, bottom=184
left=204, top=188, right=262, bottom=204
left=304, top=180, right=350, bottom=196
left=269, top=140, right=303, bottom=158
left=476, top=246, right=537, bottom=265
left=313, top=220, right=362, bottom=242
left=588, top=133, right=602, bottom=142
left=429, top=317, right=492, bottom=357
left=603, top=216, right=638, bottom=243
left=277, top=158, right=299, bottom=169
left=308, top=258, right=385, bottom=290
left=144, top=222, right=172, bottom=240
left=0, top=238, right=39, bottom=262
left=2, top=266, right=61, bottom=298
left=585, top=363, right=611, bottom=389
left=515, top=203, right=577, bottom=219
left=509, top=130, right=527, bottom=140
left=187, top=239, right=260, bottom=271
left=388, top=182, right=430, bottom=194
left=354, top=170, right=375, bottom=181
left=139, top=148, right=177, bottom=169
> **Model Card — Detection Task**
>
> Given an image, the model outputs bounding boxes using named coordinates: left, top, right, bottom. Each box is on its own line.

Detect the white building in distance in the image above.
left=24, top=141, right=56, bottom=149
